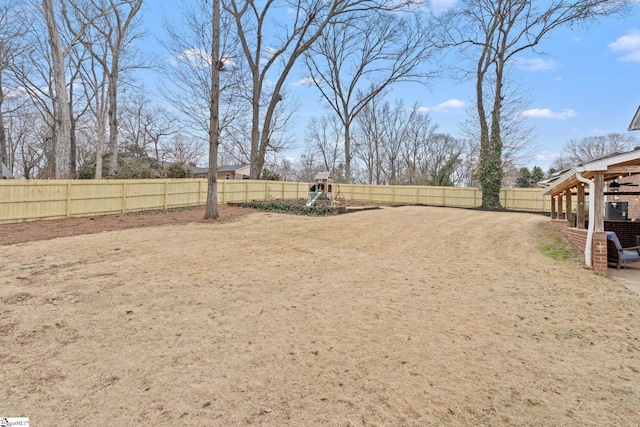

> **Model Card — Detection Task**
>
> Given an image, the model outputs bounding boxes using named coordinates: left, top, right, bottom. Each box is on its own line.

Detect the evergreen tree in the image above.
left=516, top=167, right=532, bottom=188
left=531, top=166, right=545, bottom=186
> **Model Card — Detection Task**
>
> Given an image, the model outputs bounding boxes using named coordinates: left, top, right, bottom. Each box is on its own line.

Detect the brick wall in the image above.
left=593, top=232, right=608, bottom=272
left=604, top=221, right=640, bottom=247
left=550, top=220, right=607, bottom=273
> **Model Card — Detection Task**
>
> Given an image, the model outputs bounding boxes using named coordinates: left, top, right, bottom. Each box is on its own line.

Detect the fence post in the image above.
left=198, top=179, right=202, bottom=204
left=164, top=180, right=168, bottom=209
left=66, top=181, right=72, bottom=217
left=122, top=182, right=127, bottom=213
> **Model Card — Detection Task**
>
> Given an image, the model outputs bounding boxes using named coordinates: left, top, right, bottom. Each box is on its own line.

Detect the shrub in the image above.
left=236, top=200, right=339, bottom=216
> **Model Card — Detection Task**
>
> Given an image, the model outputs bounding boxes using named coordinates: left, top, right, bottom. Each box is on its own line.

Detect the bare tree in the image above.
left=160, top=134, right=205, bottom=166
left=68, top=0, right=144, bottom=176
left=305, top=113, right=344, bottom=176
left=378, top=100, right=410, bottom=184
left=8, top=11, right=59, bottom=177
left=161, top=0, right=247, bottom=142
left=9, top=106, right=49, bottom=178
left=552, top=133, right=638, bottom=168
left=0, top=2, right=28, bottom=172
left=400, top=105, right=439, bottom=184
left=223, top=85, right=298, bottom=167
left=226, top=0, right=416, bottom=179
left=354, top=98, right=409, bottom=184
left=458, top=77, right=536, bottom=186
left=303, top=10, right=437, bottom=182
left=42, top=0, right=73, bottom=178
left=75, top=39, right=110, bottom=178
left=355, top=96, right=464, bottom=185
left=439, top=0, right=631, bottom=209
left=119, top=93, right=177, bottom=162
left=423, top=133, right=464, bottom=186
left=354, top=93, right=383, bottom=184
left=205, top=0, right=222, bottom=219
left=292, top=150, right=325, bottom=182
left=161, top=0, right=246, bottom=218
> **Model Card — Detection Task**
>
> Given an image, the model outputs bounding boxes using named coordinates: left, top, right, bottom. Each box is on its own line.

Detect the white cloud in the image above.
left=167, top=48, right=234, bottom=68
left=514, top=56, right=558, bottom=71
left=534, top=151, right=560, bottom=161
left=292, top=77, right=320, bottom=87
left=4, top=85, right=29, bottom=99
left=520, top=108, right=577, bottom=120
left=609, top=29, right=640, bottom=62
left=179, top=48, right=210, bottom=67
left=412, top=106, right=431, bottom=113
left=428, top=0, right=456, bottom=15
left=432, top=99, right=466, bottom=111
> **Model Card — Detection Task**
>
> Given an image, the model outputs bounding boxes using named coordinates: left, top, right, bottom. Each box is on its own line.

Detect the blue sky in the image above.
left=139, top=1, right=640, bottom=172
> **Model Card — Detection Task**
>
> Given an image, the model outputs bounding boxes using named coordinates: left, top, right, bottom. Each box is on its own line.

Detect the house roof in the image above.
left=189, top=165, right=208, bottom=175
left=218, top=164, right=250, bottom=173
left=158, top=161, right=209, bottom=175
left=541, top=149, right=640, bottom=196
left=536, top=168, right=570, bottom=189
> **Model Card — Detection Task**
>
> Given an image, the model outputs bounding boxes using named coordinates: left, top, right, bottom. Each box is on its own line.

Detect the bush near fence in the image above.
left=0, top=179, right=551, bottom=224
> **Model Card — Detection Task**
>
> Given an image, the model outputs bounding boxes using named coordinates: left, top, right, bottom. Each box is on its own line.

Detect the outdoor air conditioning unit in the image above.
left=605, top=201, right=628, bottom=221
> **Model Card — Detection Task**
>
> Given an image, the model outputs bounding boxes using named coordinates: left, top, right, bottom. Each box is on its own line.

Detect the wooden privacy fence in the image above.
left=0, top=179, right=551, bottom=224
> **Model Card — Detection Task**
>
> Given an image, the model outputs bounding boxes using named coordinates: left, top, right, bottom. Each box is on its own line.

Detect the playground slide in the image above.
left=306, top=190, right=325, bottom=207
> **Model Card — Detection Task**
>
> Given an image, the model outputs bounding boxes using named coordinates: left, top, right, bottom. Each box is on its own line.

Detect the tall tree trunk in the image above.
left=68, top=83, right=76, bottom=177
left=95, top=117, right=106, bottom=179
left=70, top=108, right=76, bottom=177
left=0, top=76, right=7, bottom=170
left=344, top=115, right=351, bottom=183
left=43, top=0, right=71, bottom=179
left=483, top=61, right=505, bottom=209
left=107, top=73, right=118, bottom=175
left=205, top=0, right=221, bottom=219
left=475, top=37, right=501, bottom=209
left=249, top=72, right=261, bottom=179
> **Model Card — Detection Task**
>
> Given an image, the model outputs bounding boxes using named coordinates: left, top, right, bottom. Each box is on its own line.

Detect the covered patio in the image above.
left=541, top=149, right=640, bottom=273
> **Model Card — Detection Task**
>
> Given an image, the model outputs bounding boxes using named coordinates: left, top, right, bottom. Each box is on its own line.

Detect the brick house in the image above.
left=217, top=164, right=250, bottom=180
left=541, top=149, right=640, bottom=273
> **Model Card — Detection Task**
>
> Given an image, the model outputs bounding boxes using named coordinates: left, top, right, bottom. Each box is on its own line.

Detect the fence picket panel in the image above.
left=0, top=179, right=550, bottom=224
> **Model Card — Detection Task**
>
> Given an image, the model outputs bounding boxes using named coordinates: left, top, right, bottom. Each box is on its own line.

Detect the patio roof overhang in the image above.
left=541, top=149, right=640, bottom=197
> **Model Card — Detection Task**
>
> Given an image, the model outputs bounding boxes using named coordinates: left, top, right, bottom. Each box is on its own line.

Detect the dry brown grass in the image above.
left=1, top=206, right=640, bottom=426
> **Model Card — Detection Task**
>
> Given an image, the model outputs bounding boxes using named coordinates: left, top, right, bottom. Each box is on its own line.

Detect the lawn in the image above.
left=1, top=206, right=639, bottom=426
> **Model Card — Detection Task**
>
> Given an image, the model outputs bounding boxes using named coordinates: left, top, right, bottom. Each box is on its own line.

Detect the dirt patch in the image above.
left=0, top=204, right=253, bottom=246
left=1, top=206, right=640, bottom=425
